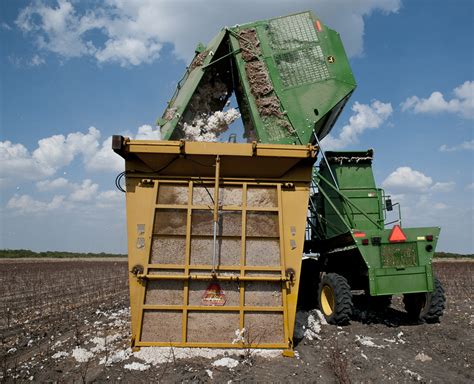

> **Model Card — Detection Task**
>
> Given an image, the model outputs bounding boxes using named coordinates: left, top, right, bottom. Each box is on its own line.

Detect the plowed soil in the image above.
left=1, top=259, right=472, bottom=383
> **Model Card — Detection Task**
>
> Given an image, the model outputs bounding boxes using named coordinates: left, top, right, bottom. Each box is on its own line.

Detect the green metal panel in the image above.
left=160, top=30, right=228, bottom=140
left=356, top=227, right=440, bottom=295
left=158, top=11, right=356, bottom=145
left=317, top=150, right=383, bottom=237
left=370, top=267, right=433, bottom=296
left=230, top=11, right=356, bottom=144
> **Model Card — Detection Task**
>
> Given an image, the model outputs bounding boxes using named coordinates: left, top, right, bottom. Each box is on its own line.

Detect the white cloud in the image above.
left=382, top=167, right=457, bottom=196
left=1, top=22, right=12, bottom=31
left=382, top=167, right=433, bottom=194
left=0, top=140, right=46, bottom=183
left=6, top=183, right=123, bottom=215
left=1, top=124, right=158, bottom=186
left=401, top=81, right=474, bottom=119
left=6, top=194, right=65, bottom=214
left=466, top=183, right=474, bottom=190
left=15, top=0, right=400, bottom=66
left=86, top=124, right=160, bottom=172
left=16, top=0, right=97, bottom=58
left=85, top=136, right=124, bottom=173
left=134, top=124, right=162, bottom=140
left=30, top=54, right=45, bottom=66
left=95, top=38, right=162, bottom=67
left=36, top=177, right=71, bottom=191
left=30, top=127, right=100, bottom=175
left=96, top=190, right=124, bottom=208
left=439, top=140, right=474, bottom=152
left=431, top=181, right=455, bottom=193
left=321, top=100, right=393, bottom=150
left=69, top=179, right=98, bottom=202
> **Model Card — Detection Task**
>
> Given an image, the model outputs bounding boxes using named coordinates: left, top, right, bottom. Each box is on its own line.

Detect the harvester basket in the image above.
left=113, top=138, right=316, bottom=352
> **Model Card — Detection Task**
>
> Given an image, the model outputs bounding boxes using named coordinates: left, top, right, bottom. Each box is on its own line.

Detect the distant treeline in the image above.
left=0, top=248, right=471, bottom=259
left=434, top=251, right=473, bottom=259
left=0, top=249, right=127, bottom=258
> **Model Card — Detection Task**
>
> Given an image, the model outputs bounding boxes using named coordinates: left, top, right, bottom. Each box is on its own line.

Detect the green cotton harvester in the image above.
left=158, top=10, right=445, bottom=325
left=121, top=11, right=444, bottom=347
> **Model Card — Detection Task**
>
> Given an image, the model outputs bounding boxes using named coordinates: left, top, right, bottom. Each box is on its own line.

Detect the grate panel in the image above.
left=275, top=46, right=330, bottom=88
left=268, top=13, right=318, bottom=51
left=381, top=243, right=418, bottom=267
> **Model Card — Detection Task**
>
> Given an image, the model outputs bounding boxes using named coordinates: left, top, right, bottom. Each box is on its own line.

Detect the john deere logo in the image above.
left=327, top=56, right=335, bottom=63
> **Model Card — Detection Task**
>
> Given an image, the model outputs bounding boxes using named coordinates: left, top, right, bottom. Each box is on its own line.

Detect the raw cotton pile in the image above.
left=183, top=108, right=241, bottom=141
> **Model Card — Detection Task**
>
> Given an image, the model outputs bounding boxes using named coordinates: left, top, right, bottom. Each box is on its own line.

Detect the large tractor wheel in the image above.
left=318, top=273, right=353, bottom=325
left=403, top=277, right=445, bottom=323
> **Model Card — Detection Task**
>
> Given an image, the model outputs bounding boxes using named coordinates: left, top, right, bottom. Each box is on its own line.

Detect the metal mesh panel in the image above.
left=275, top=47, right=329, bottom=88
left=381, top=243, right=418, bottom=267
left=268, top=13, right=318, bottom=51
left=269, top=13, right=330, bottom=88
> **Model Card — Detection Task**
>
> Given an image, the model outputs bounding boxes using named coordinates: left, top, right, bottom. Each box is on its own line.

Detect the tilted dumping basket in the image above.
left=159, top=11, right=356, bottom=145
left=113, top=137, right=317, bottom=354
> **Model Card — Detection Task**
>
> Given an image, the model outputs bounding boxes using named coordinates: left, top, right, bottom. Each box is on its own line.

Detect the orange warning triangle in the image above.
left=389, top=225, right=407, bottom=243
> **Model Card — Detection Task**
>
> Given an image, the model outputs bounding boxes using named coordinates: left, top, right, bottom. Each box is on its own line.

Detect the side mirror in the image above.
left=385, top=199, right=393, bottom=211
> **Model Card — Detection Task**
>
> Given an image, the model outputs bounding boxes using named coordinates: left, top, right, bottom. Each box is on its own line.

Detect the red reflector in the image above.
left=389, top=225, right=407, bottom=243
left=362, top=239, right=369, bottom=245
left=315, top=20, right=322, bottom=31
left=426, top=235, right=434, bottom=242
left=354, top=231, right=366, bottom=238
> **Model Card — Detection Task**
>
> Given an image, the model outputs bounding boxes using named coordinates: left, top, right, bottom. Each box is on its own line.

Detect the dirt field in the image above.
left=0, top=259, right=472, bottom=383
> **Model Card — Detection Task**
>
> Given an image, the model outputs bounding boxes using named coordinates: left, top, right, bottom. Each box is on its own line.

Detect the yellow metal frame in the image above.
left=117, top=139, right=316, bottom=353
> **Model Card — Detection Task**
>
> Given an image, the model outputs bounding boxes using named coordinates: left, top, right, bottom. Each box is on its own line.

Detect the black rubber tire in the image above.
left=369, top=295, right=392, bottom=311
left=403, top=277, right=445, bottom=323
left=318, top=273, right=353, bottom=325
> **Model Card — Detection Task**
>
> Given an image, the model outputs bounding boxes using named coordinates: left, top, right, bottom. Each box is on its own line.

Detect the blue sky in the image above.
left=0, top=0, right=473, bottom=254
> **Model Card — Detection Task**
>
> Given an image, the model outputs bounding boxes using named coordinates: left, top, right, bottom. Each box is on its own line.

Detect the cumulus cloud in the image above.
left=6, top=183, right=123, bottom=215
left=15, top=0, right=400, bottom=66
left=0, top=141, right=46, bottom=184
left=134, top=124, right=162, bottom=140
left=6, top=194, right=65, bottom=214
left=1, top=124, right=159, bottom=186
left=382, top=166, right=455, bottom=195
left=321, top=100, right=393, bottom=150
left=85, top=124, right=161, bottom=172
left=439, top=140, right=474, bottom=152
left=401, top=81, right=474, bottom=119
left=30, top=54, right=46, bottom=66
left=382, top=167, right=433, bottom=194
left=96, top=190, right=124, bottom=208
left=431, top=181, right=455, bottom=193
left=0, top=127, right=101, bottom=186
left=36, top=177, right=71, bottom=191
left=85, top=136, right=124, bottom=173
left=69, top=179, right=98, bottom=202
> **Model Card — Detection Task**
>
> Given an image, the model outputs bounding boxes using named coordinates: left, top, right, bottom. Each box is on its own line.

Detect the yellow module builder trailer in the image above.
left=113, top=137, right=316, bottom=355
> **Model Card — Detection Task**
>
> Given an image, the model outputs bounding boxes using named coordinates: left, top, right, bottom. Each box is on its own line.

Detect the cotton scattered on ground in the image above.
left=294, top=309, right=325, bottom=340
left=212, top=357, right=239, bottom=369
left=205, top=369, right=213, bottom=379
left=355, top=335, right=386, bottom=349
left=100, top=349, right=131, bottom=366
left=72, top=347, right=94, bottom=363
left=124, top=362, right=150, bottom=371
left=404, top=369, right=423, bottom=381
left=90, top=334, right=121, bottom=352
left=133, top=347, right=281, bottom=366
left=415, top=352, right=432, bottom=362
left=51, top=351, right=69, bottom=359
